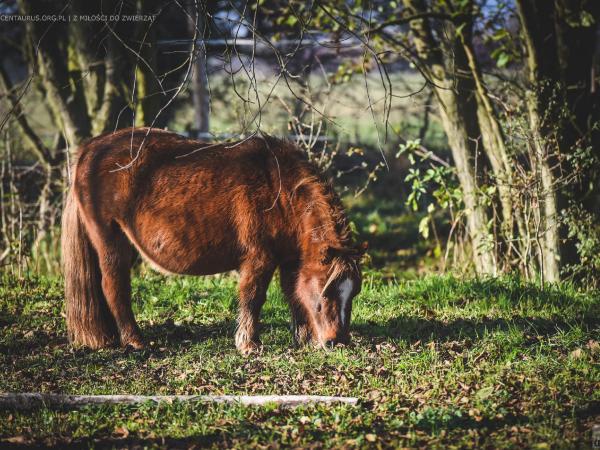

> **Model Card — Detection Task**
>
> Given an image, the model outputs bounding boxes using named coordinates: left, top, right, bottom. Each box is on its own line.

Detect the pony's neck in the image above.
left=296, top=203, right=348, bottom=268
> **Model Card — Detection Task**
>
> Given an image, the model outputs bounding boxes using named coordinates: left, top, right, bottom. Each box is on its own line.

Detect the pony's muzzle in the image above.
left=321, top=331, right=350, bottom=348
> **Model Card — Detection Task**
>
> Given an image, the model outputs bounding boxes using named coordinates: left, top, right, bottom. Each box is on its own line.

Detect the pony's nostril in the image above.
left=325, top=339, right=336, bottom=348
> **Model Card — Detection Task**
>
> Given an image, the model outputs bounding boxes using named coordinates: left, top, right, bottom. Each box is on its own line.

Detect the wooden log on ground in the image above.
left=0, top=393, right=359, bottom=410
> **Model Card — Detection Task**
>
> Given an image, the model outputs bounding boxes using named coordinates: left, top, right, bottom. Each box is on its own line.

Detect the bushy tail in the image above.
left=61, top=188, right=117, bottom=348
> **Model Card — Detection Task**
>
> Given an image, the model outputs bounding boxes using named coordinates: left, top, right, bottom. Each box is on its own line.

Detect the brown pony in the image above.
left=61, top=128, right=363, bottom=353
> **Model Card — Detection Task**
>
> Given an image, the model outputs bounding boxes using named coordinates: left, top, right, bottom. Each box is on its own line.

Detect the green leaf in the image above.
left=419, top=216, right=430, bottom=239
left=580, top=11, right=594, bottom=27
left=496, top=52, right=510, bottom=68
left=476, top=386, right=494, bottom=400
left=455, top=23, right=467, bottom=38
left=285, top=15, right=298, bottom=27
left=491, top=29, right=509, bottom=42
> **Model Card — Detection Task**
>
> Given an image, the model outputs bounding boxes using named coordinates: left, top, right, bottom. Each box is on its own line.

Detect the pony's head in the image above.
left=295, top=244, right=364, bottom=347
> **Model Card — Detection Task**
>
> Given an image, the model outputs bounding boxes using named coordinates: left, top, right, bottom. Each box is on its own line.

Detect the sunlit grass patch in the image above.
left=1, top=273, right=598, bottom=448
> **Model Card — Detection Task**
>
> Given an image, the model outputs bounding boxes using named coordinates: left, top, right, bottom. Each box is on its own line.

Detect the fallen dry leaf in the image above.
left=570, top=348, right=584, bottom=359
left=113, top=426, right=130, bottom=439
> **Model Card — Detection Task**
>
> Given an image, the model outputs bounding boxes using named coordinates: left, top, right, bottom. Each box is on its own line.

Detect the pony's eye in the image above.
left=316, top=303, right=322, bottom=313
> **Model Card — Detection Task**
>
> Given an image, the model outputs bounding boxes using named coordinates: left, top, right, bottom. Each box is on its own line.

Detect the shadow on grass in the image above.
left=4, top=313, right=596, bottom=358
left=143, top=319, right=236, bottom=345
left=2, top=302, right=597, bottom=359
left=352, top=315, right=599, bottom=343
left=0, top=319, right=237, bottom=360
left=0, top=433, right=224, bottom=449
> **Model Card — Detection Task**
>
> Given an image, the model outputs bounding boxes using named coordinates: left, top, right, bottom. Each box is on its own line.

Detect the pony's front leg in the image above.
left=235, top=261, right=275, bottom=354
left=279, top=265, right=312, bottom=346
left=290, top=304, right=312, bottom=346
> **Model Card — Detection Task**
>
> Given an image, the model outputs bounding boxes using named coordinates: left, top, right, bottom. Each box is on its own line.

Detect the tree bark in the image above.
left=459, top=36, right=534, bottom=274
left=93, top=30, right=131, bottom=135
left=70, top=0, right=107, bottom=118
left=18, top=0, right=91, bottom=148
left=0, top=64, right=56, bottom=166
left=514, top=0, right=596, bottom=282
left=404, top=0, right=496, bottom=275
left=436, top=88, right=496, bottom=274
left=134, top=0, right=162, bottom=127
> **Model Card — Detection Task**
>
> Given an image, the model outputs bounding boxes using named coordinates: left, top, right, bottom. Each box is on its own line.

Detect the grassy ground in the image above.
left=345, top=194, right=440, bottom=278
left=1, top=272, right=598, bottom=448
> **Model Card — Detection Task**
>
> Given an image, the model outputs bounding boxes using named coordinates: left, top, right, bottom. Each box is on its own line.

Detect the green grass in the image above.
left=1, top=273, right=599, bottom=448
left=345, top=194, right=440, bottom=278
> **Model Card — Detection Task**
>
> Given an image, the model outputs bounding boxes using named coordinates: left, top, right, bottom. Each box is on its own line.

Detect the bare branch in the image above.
left=0, top=393, right=359, bottom=410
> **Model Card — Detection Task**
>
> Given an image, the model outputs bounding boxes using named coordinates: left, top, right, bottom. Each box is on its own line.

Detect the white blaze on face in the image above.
left=338, top=278, right=354, bottom=326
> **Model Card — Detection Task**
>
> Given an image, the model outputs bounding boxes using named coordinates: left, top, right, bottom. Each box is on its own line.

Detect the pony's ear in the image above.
left=319, top=243, right=367, bottom=296
left=322, top=242, right=368, bottom=264
left=320, top=257, right=346, bottom=297
left=357, top=241, right=368, bottom=255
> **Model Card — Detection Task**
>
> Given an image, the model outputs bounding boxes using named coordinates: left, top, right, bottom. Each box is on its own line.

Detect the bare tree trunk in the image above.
left=404, top=0, right=496, bottom=275
left=435, top=88, right=496, bottom=274
left=516, top=0, right=564, bottom=282
left=93, top=34, right=129, bottom=135
left=70, top=0, right=108, bottom=118
left=134, top=0, right=161, bottom=126
left=524, top=95, right=561, bottom=283
left=459, top=37, right=533, bottom=274
left=18, top=0, right=91, bottom=149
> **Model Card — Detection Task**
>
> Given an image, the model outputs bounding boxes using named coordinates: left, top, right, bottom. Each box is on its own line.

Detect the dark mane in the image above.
left=241, top=134, right=354, bottom=253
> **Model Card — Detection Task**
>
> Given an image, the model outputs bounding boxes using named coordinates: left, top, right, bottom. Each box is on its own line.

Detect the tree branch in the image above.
left=0, top=64, right=58, bottom=166
left=0, top=393, right=359, bottom=410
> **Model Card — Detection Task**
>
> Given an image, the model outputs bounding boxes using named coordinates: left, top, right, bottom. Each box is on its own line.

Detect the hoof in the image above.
left=292, top=324, right=311, bottom=347
left=236, top=340, right=261, bottom=356
left=121, top=335, right=146, bottom=351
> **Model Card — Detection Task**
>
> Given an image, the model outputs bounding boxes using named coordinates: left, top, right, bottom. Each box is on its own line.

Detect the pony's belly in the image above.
left=182, top=252, right=240, bottom=276
left=121, top=222, right=240, bottom=276
left=145, top=249, right=238, bottom=276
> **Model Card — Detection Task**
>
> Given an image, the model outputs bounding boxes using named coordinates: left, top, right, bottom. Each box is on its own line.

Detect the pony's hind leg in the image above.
left=235, top=259, right=275, bottom=354
left=91, top=226, right=144, bottom=349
